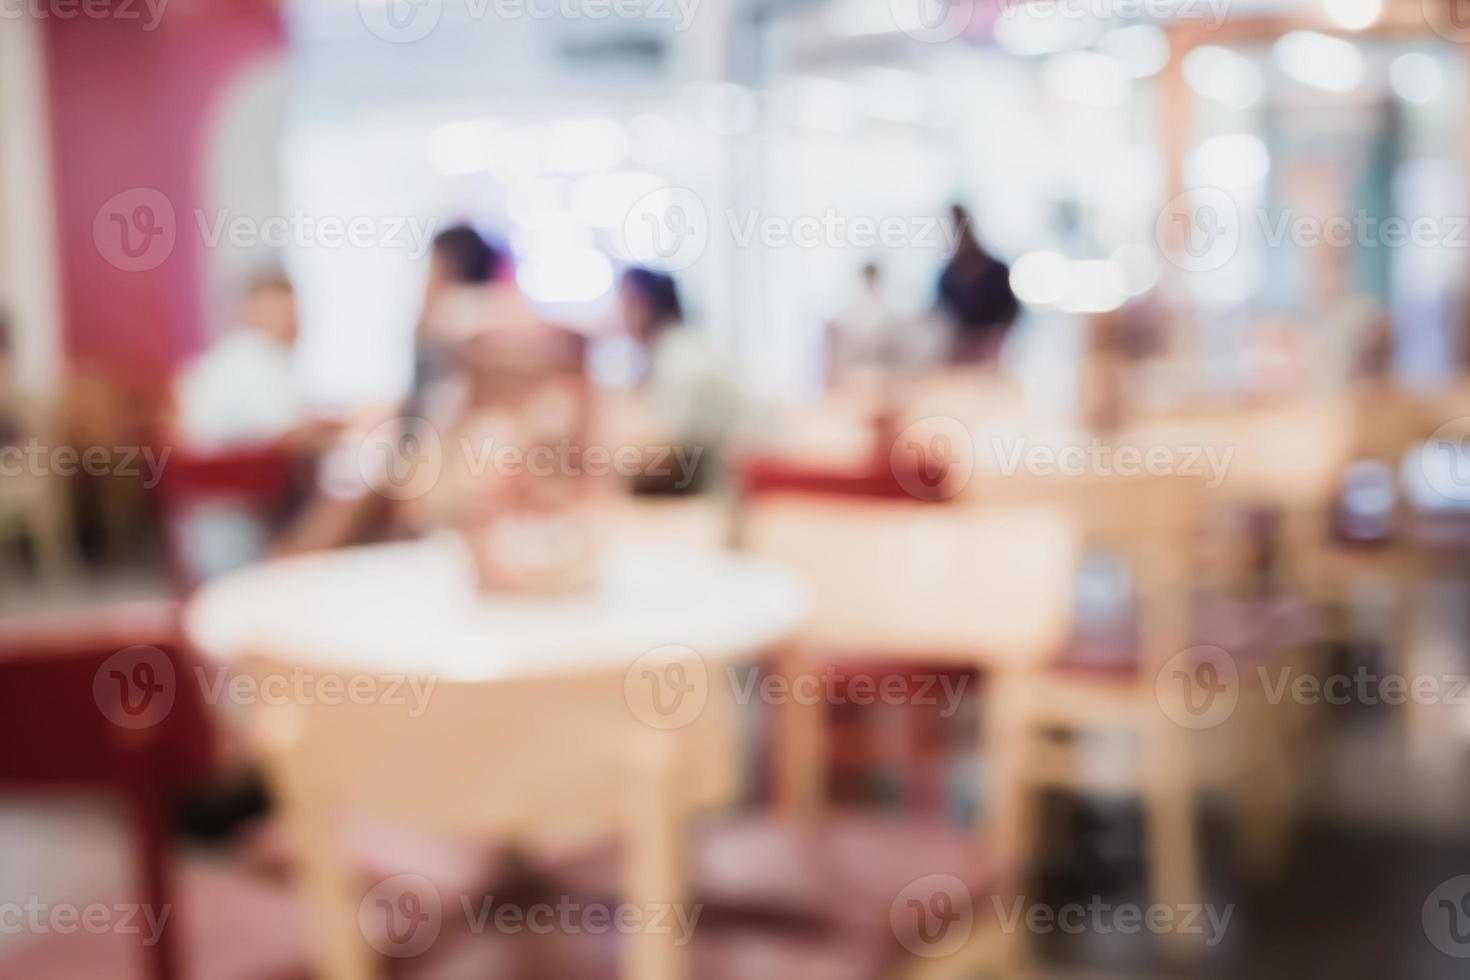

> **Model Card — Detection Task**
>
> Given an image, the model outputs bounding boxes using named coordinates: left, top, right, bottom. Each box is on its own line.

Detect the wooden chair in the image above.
left=1316, top=384, right=1470, bottom=757
left=1124, top=398, right=1354, bottom=596
left=0, top=399, right=76, bottom=579
left=973, top=471, right=1313, bottom=959
left=56, top=369, right=170, bottom=565
left=153, top=442, right=298, bottom=593
left=241, top=650, right=744, bottom=980
left=741, top=494, right=1081, bottom=976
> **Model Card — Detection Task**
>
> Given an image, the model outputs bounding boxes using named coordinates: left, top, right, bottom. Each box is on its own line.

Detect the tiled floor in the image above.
left=1027, top=808, right=1470, bottom=979
left=0, top=796, right=133, bottom=958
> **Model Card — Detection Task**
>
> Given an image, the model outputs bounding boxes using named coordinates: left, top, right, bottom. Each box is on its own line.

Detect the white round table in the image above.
left=184, top=536, right=807, bottom=980
left=184, top=533, right=807, bottom=680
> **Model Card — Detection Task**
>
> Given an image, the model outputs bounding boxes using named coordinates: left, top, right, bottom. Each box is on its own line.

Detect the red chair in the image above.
left=736, top=455, right=922, bottom=502
left=735, top=446, right=971, bottom=817
left=152, top=442, right=298, bottom=593
left=735, top=404, right=959, bottom=505
left=0, top=607, right=310, bottom=980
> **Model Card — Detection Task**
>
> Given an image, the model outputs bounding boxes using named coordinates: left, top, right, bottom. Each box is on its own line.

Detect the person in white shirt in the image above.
left=827, top=262, right=895, bottom=383
left=171, top=272, right=303, bottom=580
left=176, top=272, right=301, bottom=450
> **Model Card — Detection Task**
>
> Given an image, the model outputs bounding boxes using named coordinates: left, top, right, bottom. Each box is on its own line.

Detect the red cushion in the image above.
left=736, top=457, right=947, bottom=502
left=155, top=443, right=296, bottom=503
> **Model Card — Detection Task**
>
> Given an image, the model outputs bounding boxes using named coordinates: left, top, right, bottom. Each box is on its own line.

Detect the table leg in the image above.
left=772, top=643, right=826, bottom=818
left=624, top=731, right=687, bottom=980
left=1144, top=717, right=1204, bottom=963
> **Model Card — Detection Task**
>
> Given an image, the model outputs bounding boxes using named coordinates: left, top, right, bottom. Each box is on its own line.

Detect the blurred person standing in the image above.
left=935, top=204, right=1019, bottom=365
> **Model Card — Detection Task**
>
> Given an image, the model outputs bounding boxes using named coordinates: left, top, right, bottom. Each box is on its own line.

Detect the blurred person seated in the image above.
left=170, top=271, right=315, bottom=581
left=618, top=267, right=742, bottom=494
left=408, top=223, right=502, bottom=421
left=408, top=278, right=596, bottom=593
left=935, top=204, right=1019, bottom=366
left=175, top=271, right=303, bottom=451
left=271, top=225, right=506, bottom=557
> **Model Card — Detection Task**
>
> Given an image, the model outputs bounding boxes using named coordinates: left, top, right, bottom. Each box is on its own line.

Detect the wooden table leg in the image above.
left=1144, top=717, right=1204, bottom=963
left=772, top=643, right=826, bottom=818
left=625, top=731, right=686, bottom=980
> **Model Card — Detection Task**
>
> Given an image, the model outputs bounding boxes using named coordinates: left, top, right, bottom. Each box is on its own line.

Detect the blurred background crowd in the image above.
left=4, top=0, right=1470, bottom=977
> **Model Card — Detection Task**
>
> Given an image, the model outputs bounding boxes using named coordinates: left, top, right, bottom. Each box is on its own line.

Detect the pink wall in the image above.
left=43, top=0, right=283, bottom=376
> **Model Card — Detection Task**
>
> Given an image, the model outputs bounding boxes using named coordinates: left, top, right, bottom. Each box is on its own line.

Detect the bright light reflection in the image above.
left=1274, top=31, right=1365, bottom=93
left=1187, top=133, right=1270, bottom=189
left=1042, top=50, right=1130, bottom=108
left=1110, top=243, right=1159, bottom=296
left=994, top=6, right=1100, bottom=56
left=1059, top=260, right=1127, bottom=314
left=1096, top=25, right=1170, bottom=79
left=1182, top=46, right=1265, bottom=109
left=1390, top=52, right=1443, bottom=104
left=517, top=249, right=615, bottom=304
left=1323, top=0, right=1382, bottom=31
left=1010, top=251, right=1070, bottom=307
